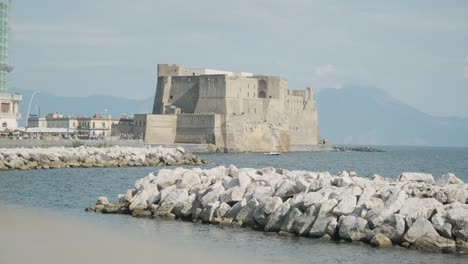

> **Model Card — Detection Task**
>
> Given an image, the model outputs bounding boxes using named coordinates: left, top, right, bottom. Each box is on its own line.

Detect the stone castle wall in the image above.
left=145, top=64, right=319, bottom=152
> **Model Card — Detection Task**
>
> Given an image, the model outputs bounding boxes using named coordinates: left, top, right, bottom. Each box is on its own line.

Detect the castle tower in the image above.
left=0, top=0, right=22, bottom=130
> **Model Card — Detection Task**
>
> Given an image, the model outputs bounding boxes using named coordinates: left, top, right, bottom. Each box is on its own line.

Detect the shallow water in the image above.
left=1, top=146, right=468, bottom=263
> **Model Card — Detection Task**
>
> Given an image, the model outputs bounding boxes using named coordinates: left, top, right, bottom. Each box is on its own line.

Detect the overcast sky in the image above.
left=8, top=0, right=468, bottom=117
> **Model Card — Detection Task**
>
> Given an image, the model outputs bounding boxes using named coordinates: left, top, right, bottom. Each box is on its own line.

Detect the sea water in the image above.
left=1, top=146, right=468, bottom=263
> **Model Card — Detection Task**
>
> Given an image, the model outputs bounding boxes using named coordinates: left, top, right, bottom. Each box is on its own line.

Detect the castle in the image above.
left=138, top=64, right=319, bottom=152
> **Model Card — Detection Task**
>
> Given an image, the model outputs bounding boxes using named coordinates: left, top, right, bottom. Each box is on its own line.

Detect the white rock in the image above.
left=309, top=216, right=336, bottom=238
left=399, top=198, right=443, bottom=227
left=339, top=216, right=370, bottom=241
left=318, top=198, right=339, bottom=217
left=302, top=192, right=323, bottom=209
left=332, top=194, right=357, bottom=216
left=431, top=212, right=452, bottom=238
left=265, top=201, right=291, bottom=232
left=399, top=172, right=435, bottom=184
left=157, top=188, right=189, bottom=215
left=371, top=214, right=406, bottom=243
left=403, top=218, right=439, bottom=243
left=176, top=171, right=201, bottom=189
left=253, top=197, right=283, bottom=226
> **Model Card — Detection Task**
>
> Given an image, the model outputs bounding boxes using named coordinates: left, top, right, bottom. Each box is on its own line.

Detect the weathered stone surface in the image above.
left=219, top=186, right=246, bottom=204
left=400, top=172, right=435, bottom=184
left=318, top=198, right=338, bottom=217
left=253, top=197, right=283, bottom=226
left=235, top=199, right=260, bottom=225
left=199, top=184, right=225, bottom=207
left=302, top=192, right=323, bottom=209
left=96, top=197, right=110, bottom=206
left=367, top=190, right=406, bottom=228
left=339, top=216, right=370, bottom=241
left=293, top=205, right=319, bottom=235
left=435, top=184, right=468, bottom=204
left=332, top=195, right=357, bottom=216
left=176, top=171, right=201, bottom=189
left=446, top=206, right=468, bottom=241
left=411, top=233, right=456, bottom=253
left=281, top=207, right=303, bottom=232
left=370, top=233, right=392, bottom=248
left=156, top=188, right=189, bottom=216
left=404, top=218, right=439, bottom=243
left=372, top=214, right=406, bottom=243
left=265, top=201, right=291, bottom=232
left=309, top=216, right=336, bottom=238
left=399, top=198, right=442, bottom=227
left=431, top=212, right=452, bottom=238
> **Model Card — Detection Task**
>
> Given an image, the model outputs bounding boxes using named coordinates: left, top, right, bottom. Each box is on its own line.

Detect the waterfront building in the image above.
left=77, top=114, right=119, bottom=139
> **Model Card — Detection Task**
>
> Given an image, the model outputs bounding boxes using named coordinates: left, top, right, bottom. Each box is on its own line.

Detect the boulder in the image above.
left=411, top=233, right=456, bottom=253
left=367, top=190, right=406, bottom=228
left=403, top=218, right=439, bottom=243
left=370, top=233, right=392, bottom=248
left=253, top=197, right=283, bottom=226
left=372, top=214, right=406, bottom=243
left=446, top=207, right=468, bottom=241
left=431, top=212, right=452, bottom=238
left=399, top=172, right=435, bottom=184
left=156, top=188, right=189, bottom=216
left=175, top=171, right=201, bottom=189
left=96, top=197, right=110, bottom=206
left=274, top=180, right=300, bottom=199
left=235, top=198, right=260, bottom=225
left=281, top=207, right=303, bottom=233
left=201, top=201, right=220, bottom=222
left=302, top=192, right=323, bottom=209
left=332, top=194, right=357, bottom=216
left=318, top=198, right=339, bottom=217
left=292, top=205, right=319, bottom=235
left=265, top=201, right=291, bottom=232
left=214, top=202, right=231, bottom=219
left=399, top=198, right=442, bottom=227
left=338, top=216, right=370, bottom=241
left=224, top=199, right=247, bottom=219
left=199, top=184, right=225, bottom=207
left=435, top=184, right=468, bottom=204
left=309, top=216, right=337, bottom=238
left=219, top=186, right=246, bottom=204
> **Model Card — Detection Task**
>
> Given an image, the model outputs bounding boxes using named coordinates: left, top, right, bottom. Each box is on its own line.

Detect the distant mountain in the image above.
left=12, top=88, right=153, bottom=126
left=315, top=85, right=468, bottom=147
left=12, top=86, right=468, bottom=147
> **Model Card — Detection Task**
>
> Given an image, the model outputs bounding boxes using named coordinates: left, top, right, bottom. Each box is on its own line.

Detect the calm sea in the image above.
left=1, top=146, right=468, bottom=263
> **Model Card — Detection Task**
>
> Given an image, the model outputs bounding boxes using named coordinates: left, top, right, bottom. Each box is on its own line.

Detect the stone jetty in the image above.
left=88, top=166, right=468, bottom=254
left=0, top=146, right=206, bottom=170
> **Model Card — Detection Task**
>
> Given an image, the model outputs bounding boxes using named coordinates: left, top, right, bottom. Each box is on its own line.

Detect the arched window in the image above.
left=258, top=91, right=267, bottom=98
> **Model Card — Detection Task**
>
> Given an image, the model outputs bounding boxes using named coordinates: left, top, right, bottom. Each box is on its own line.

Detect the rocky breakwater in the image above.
left=88, top=166, right=468, bottom=254
left=0, top=146, right=206, bottom=170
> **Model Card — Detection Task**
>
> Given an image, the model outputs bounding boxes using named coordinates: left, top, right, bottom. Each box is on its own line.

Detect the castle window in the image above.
left=170, top=95, right=173, bottom=99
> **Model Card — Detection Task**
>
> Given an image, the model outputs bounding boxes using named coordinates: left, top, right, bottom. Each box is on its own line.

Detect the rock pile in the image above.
left=88, top=166, right=468, bottom=254
left=0, top=146, right=206, bottom=170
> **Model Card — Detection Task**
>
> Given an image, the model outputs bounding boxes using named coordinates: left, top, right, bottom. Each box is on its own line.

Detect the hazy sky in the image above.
left=8, top=0, right=468, bottom=117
